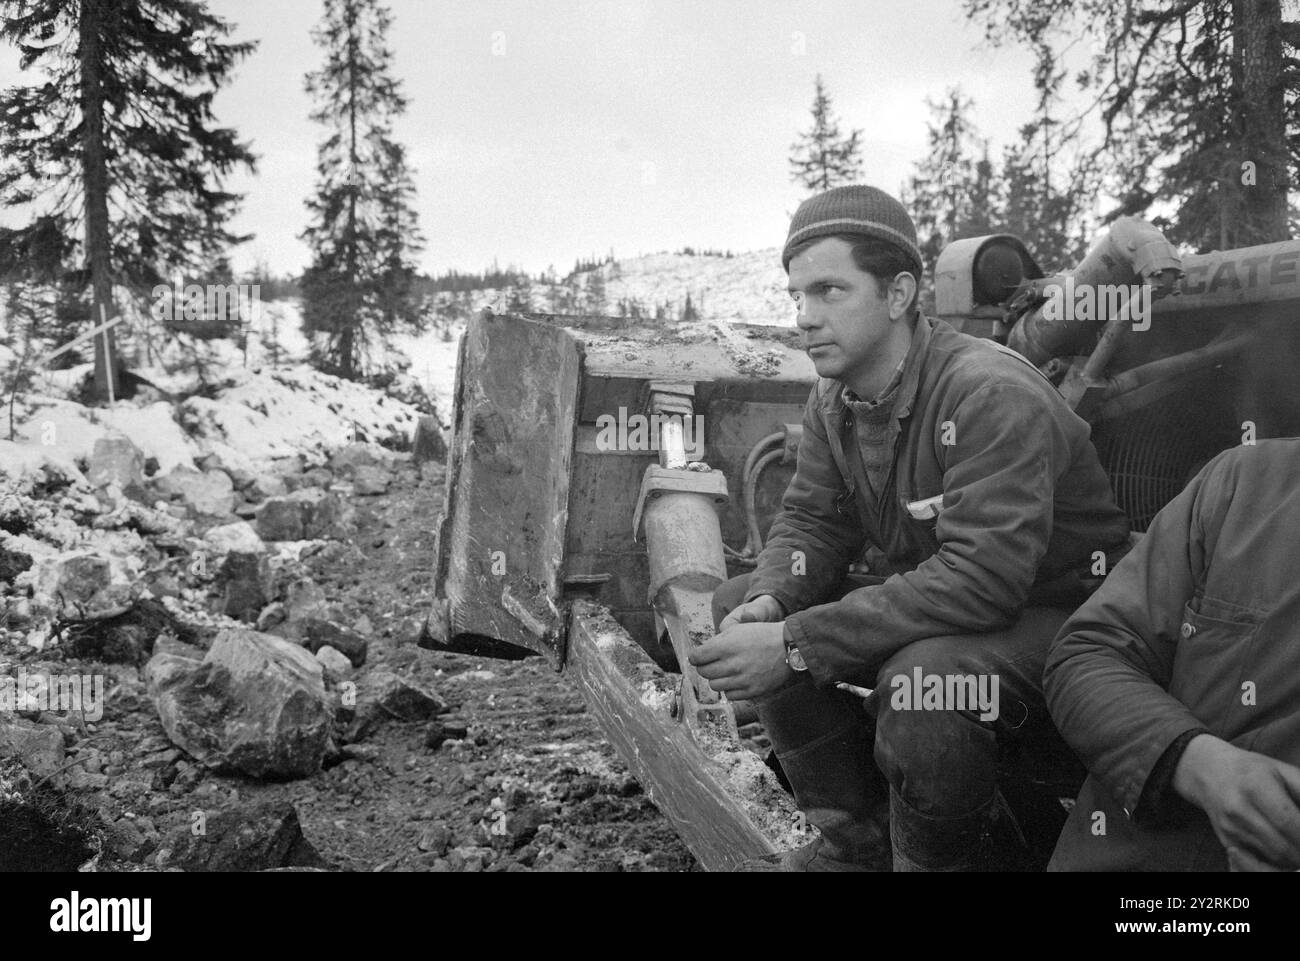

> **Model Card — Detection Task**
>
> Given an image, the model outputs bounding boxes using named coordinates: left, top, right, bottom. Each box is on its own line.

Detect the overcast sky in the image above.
left=2, top=0, right=1057, bottom=277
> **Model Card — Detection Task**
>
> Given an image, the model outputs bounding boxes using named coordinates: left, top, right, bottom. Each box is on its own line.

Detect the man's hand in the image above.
left=718, top=594, right=784, bottom=633
left=689, top=621, right=792, bottom=702
left=1173, top=733, right=1300, bottom=870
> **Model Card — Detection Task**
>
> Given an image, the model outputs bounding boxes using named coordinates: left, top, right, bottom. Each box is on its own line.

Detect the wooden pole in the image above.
left=101, top=304, right=115, bottom=405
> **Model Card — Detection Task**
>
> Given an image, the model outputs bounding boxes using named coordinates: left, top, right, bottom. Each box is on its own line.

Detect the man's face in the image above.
left=787, top=237, right=895, bottom=385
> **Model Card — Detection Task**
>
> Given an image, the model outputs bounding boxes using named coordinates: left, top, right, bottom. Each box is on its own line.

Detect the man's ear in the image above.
left=888, top=272, right=919, bottom=321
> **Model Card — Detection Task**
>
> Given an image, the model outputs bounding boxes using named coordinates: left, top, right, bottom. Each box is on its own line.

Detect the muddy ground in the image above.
left=4, top=460, right=703, bottom=873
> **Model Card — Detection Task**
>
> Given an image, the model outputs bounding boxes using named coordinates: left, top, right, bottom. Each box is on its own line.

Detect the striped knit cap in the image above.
left=782, top=185, right=924, bottom=276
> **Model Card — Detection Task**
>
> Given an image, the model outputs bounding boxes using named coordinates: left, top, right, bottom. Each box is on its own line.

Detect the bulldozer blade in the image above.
left=427, top=311, right=582, bottom=668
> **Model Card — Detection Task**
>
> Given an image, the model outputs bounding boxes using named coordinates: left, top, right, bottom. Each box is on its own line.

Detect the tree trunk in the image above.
left=342, top=0, right=360, bottom=381
left=80, top=0, right=120, bottom=403
left=1233, top=0, right=1289, bottom=245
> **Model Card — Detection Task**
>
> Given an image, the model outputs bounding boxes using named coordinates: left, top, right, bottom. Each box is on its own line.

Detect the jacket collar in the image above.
left=818, top=313, right=934, bottom=422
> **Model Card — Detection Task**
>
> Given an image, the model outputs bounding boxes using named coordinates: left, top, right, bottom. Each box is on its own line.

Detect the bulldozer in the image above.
left=421, top=218, right=1300, bottom=870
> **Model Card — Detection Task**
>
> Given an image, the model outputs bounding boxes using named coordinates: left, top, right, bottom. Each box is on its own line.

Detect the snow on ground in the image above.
left=389, top=329, right=461, bottom=420
left=179, top=366, right=419, bottom=471
left=5, top=396, right=196, bottom=476
left=1, top=248, right=790, bottom=482
left=0, top=438, right=86, bottom=489
left=3, top=366, right=420, bottom=481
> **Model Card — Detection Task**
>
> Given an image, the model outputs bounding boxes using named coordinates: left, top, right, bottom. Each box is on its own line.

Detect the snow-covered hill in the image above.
left=0, top=246, right=793, bottom=483
left=412, top=248, right=794, bottom=411
left=554, top=248, right=794, bottom=325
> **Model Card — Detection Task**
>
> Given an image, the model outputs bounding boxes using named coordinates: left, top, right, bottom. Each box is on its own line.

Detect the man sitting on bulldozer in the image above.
left=695, top=184, right=1132, bottom=871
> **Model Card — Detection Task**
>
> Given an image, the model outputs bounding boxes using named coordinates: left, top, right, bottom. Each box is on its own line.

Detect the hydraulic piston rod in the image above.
left=632, top=389, right=737, bottom=734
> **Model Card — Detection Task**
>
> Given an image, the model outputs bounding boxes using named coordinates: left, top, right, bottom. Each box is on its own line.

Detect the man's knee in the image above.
left=711, top=573, right=753, bottom=629
left=874, top=637, right=996, bottom=742
left=872, top=635, right=1008, bottom=811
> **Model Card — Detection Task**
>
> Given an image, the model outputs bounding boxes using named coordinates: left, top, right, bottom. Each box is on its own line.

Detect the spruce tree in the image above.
left=682, top=292, right=699, bottom=321
left=585, top=269, right=606, bottom=314
left=789, top=75, right=864, bottom=193
left=301, top=0, right=425, bottom=380
left=998, top=44, right=1094, bottom=269
left=0, top=0, right=256, bottom=401
left=906, top=89, right=989, bottom=275
left=965, top=0, right=1298, bottom=249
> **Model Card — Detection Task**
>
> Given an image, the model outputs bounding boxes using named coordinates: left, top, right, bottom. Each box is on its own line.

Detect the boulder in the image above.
left=37, top=552, right=111, bottom=607
left=411, top=416, right=447, bottom=469
left=254, top=491, right=354, bottom=541
left=145, top=628, right=332, bottom=779
left=87, top=435, right=144, bottom=492
left=314, top=645, right=353, bottom=679
left=156, top=801, right=326, bottom=871
left=361, top=671, right=446, bottom=723
left=298, top=618, right=368, bottom=668
left=154, top=467, right=236, bottom=517
left=218, top=552, right=268, bottom=622
left=254, top=498, right=304, bottom=541
left=0, top=544, right=33, bottom=585
left=328, top=442, right=383, bottom=478
left=350, top=464, right=391, bottom=496
left=202, top=521, right=265, bottom=557
left=251, top=474, right=288, bottom=500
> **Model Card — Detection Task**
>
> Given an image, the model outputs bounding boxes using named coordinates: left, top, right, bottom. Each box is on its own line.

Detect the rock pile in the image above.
left=2, top=436, right=419, bottom=793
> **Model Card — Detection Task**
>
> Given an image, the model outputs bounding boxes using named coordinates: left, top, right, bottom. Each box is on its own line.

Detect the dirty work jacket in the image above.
left=745, top=314, right=1130, bottom=686
left=1046, top=440, right=1300, bottom=871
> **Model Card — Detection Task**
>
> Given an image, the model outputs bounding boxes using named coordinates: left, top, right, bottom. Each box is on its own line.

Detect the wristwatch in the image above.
left=783, top=627, right=808, bottom=672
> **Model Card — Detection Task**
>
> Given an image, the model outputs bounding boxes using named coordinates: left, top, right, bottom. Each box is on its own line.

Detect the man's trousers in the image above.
left=712, top=572, right=1085, bottom=870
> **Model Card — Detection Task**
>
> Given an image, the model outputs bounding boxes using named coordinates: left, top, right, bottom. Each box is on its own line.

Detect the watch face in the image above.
left=787, top=646, right=808, bottom=672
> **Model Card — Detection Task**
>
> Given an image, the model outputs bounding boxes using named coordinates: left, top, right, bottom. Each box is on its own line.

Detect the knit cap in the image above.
left=782, top=185, right=924, bottom=276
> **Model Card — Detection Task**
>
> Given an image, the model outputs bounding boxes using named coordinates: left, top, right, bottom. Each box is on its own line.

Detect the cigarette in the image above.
left=835, top=681, right=874, bottom=699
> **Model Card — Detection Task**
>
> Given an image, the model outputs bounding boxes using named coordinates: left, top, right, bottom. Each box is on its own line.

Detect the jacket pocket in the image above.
left=1167, top=599, right=1262, bottom=732
left=899, top=489, right=942, bottom=554
left=905, top=492, right=943, bottom=521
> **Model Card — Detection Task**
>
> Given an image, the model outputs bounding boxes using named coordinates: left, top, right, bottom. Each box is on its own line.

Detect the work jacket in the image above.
left=746, top=314, right=1131, bottom=686
left=1046, top=440, right=1300, bottom=871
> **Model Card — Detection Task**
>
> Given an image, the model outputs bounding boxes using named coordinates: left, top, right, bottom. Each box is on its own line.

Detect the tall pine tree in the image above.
left=964, top=0, right=1298, bottom=250
left=301, top=0, right=425, bottom=380
left=997, top=43, right=1095, bottom=268
left=905, top=89, right=996, bottom=278
left=0, top=0, right=256, bottom=401
left=789, top=75, right=864, bottom=193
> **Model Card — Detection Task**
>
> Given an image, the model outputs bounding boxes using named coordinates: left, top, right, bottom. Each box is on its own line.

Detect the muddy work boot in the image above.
left=734, top=693, right=892, bottom=872
left=888, top=786, right=1013, bottom=872
left=737, top=825, right=891, bottom=872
